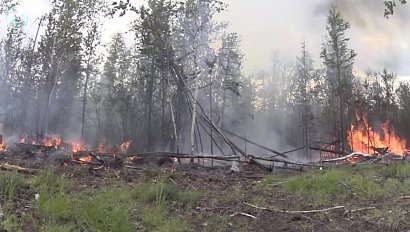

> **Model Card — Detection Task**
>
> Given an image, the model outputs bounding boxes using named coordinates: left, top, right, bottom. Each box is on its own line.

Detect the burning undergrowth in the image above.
left=314, top=113, right=410, bottom=165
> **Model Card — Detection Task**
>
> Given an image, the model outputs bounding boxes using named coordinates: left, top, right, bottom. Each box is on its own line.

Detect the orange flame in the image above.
left=43, top=135, right=62, bottom=148
left=71, top=143, right=84, bottom=153
left=0, top=142, right=5, bottom=152
left=79, top=155, right=92, bottom=163
left=118, top=140, right=131, bottom=154
left=348, top=113, right=408, bottom=156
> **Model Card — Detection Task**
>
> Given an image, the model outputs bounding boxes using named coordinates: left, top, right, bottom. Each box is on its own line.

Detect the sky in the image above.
left=3, top=0, right=410, bottom=80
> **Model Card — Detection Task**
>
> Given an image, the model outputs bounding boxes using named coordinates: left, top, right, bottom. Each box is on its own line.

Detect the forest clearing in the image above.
left=1, top=0, right=410, bottom=231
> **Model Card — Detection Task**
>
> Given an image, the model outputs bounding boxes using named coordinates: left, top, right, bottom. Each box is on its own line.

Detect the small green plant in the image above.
left=144, top=166, right=162, bottom=178
left=33, top=169, right=70, bottom=196
left=283, top=169, right=358, bottom=204
left=141, top=202, right=166, bottom=227
left=39, top=223, right=76, bottom=232
left=133, top=182, right=182, bottom=203
left=282, top=164, right=410, bottom=204
left=0, top=171, right=27, bottom=202
left=37, top=195, right=72, bottom=220
left=1, top=213, right=20, bottom=232
left=396, top=163, right=410, bottom=176
left=78, top=187, right=133, bottom=232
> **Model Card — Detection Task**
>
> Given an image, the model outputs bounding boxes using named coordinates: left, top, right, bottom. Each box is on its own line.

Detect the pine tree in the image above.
left=321, top=6, right=356, bottom=155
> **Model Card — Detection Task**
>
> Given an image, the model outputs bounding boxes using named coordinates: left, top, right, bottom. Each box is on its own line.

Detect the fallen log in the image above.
left=248, top=155, right=320, bottom=167
left=128, top=152, right=241, bottom=162
left=0, top=163, right=37, bottom=174
left=321, top=152, right=374, bottom=163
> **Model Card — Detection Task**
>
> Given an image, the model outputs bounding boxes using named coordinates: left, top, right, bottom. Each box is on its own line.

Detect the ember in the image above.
left=79, top=155, right=92, bottom=163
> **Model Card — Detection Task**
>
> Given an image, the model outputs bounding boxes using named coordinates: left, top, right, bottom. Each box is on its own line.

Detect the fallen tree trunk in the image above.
left=128, top=152, right=240, bottom=162
left=321, top=152, right=374, bottom=163
left=0, top=163, right=37, bottom=174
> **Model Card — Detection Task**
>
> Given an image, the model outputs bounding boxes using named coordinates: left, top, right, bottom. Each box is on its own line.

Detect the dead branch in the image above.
left=230, top=212, right=258, bottom=219
left=248, top=155, right=320, bottom=167
left=321, top=152, right=374, bottom=163
left=124, top=165, right=145, bottom=170
left=0, top=163, right=37, bottom=174
left=343, top=207, right=376, bottom=216
left=223, top=129, right=288, bottom=158
left=128, top=152, right=240, bottom=161
left=244, top=202, right=345, bottom=214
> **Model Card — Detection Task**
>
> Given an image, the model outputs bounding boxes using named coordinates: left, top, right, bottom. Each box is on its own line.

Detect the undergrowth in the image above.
left=279, top=163, right=410, bottom=204
left=30, top=170, right=197, bottom=231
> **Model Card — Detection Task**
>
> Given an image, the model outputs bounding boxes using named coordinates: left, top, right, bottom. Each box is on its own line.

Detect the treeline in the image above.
left=0, top=0, right=245, bottom=154
left=0, top=0, right=409, bottom=156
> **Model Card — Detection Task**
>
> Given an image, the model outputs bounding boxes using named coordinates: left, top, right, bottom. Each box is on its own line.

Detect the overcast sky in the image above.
left=4, top=0, right=410, bottom=80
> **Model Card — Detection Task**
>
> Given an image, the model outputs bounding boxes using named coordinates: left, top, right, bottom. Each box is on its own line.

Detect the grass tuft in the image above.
left=0, top=171, right=27, bottom=202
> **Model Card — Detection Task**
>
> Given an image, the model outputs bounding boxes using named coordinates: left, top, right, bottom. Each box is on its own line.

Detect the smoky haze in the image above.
left=219, top=0, right=410, bottom=79
left=1, top=0, right=410, bottom=165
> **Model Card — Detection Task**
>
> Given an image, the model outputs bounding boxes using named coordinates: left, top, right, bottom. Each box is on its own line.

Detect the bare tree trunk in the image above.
left=209, top=74, right=213, bottom=165
left=81, top=62, right=90, bottom=140
left=191, top=76, right=199, bottom=155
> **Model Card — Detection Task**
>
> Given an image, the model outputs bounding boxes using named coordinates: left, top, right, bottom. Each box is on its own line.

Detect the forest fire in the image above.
left=71, top=143, right=85, bottom=153
left=118, top=140, right=132, bottom=154
left=43, top=136, right=62, bottom=148
left=348, top=114, right=408, bottom=157
left=78, top=154, right=92, bottom=163
left=0, top=135, right=6, bottom=152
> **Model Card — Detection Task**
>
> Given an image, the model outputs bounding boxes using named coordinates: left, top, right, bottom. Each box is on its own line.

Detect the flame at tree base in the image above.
left=0, top=135, right=5, bottom=152
left=348, top=114, right=408, bottom=157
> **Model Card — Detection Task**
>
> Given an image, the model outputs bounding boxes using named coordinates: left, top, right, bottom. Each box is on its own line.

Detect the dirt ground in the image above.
left=1, top=150, right=409, bottom=232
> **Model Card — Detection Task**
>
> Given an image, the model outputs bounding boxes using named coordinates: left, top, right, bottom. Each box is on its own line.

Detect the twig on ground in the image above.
left=230, top=212, right=258, bottom=219
left=343, top=207, right=376, bottom=216
left=244, top=202, right=345, bottom=214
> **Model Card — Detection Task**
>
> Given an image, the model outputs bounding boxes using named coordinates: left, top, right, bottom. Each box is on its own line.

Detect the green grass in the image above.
left=1, top=213, right=20, bottom=232
left=29, top=170, right=197, bottom=231
left=256, top=174, right=287, bottom=190
left=34, top=169, right=70, bottom=196
left=0, top=171, right=28, bottom=202
left=0, top=171, right=29, bottom=231
left=144, top=166, right=162, bottom=178
left=132, top=181, right=201, bottom=206
left=280, top=162, right=410, bottom=204
left=78, top=187, right=133, bottom=232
